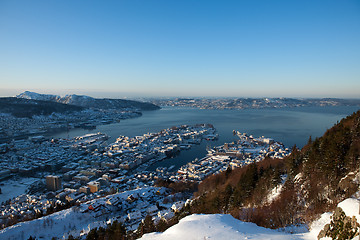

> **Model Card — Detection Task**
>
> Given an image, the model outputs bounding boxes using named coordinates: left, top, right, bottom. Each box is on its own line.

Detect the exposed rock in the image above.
left=338, top=172, right=359, bottom=193
left=318, top=207, right=360, bottom=240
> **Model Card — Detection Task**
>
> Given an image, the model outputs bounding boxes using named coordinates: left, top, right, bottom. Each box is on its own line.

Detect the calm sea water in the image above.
left=51, top=106, right=359, bottom=170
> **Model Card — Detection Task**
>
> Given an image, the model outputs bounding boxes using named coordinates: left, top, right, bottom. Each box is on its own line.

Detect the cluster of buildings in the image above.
left=0, top=108, right=141, bottom=143
left=0, top=193, right=54, bottom=225
left=105, top=124, right=216, bottom=170
left=149, top=97, right=350, bottom=110
left=0, top=122, right=291, bottom=237
left=0, top=186, right=189, bottom=240
left=79, top=187, right=187, bottom=230
left=0, top=139, right=79, bottom=180
left=0, top=124, right=216, bottom=229
left=174, top=131, right=290, bottom=181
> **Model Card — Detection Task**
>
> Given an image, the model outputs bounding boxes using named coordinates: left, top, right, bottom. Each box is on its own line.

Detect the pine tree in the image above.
left=307, top=135, right=312, bottom=145
left=137, top=215, right=155, bottom=237
left=156, top=219, right=168, bottom=232
left=86, top=228, right=98, bottom=240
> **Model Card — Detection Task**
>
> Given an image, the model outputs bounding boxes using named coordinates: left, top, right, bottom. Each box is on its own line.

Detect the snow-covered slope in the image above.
left=16, top=91, right=98, bottom=107
left=0, top=187, right=165, bottom=240
left=16, top=91, right=61, bottom=102
left=141, top=198, right=360, bottom=240
left=1, top=189, right=359, bottom=240
left=338, top=198, right=360, bottom=220
left=141, top=214, right=302, bottom=240
left=16, top=91, right=160, bottom=110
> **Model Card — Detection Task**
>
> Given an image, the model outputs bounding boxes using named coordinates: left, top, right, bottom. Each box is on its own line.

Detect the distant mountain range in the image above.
left=16, top=91, right=160, bottom=111
left=150, top=97, right=360, bottom=109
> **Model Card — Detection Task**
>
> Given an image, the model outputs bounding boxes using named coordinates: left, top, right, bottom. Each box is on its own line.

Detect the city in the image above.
left=0, top=121, right=290, bottom=238
left=1, top=1, right=360, bottom=239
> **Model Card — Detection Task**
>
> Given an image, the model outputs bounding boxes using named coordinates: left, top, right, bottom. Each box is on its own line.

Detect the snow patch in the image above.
left=267, top=174, right=287, bottom=203
left=267, top=184, right=283, bottom=203
left=338, top=198, right=360, bottom=221
left=302, top=212, right=332, bottom=240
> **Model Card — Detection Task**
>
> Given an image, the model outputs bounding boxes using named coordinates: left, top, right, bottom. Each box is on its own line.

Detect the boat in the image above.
left=188, top=138, right=201, bottom=145
left=180, top=144, right=191, bottom=150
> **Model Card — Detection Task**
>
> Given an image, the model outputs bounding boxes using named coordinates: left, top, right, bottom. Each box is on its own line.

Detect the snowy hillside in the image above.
left=141, top=198, right=360, bottom=240
left=16, top=91, right=160, bottom=111
left=16, top=91, right=61, bottom=102
left=0, top=187, right=178, bottom=240
left=0, top=179, right=359, bottom=240
left=140, top=214, right=299, bottom=240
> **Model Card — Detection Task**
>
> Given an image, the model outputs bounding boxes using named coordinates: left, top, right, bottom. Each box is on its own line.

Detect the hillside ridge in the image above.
left=0, top=97, right=84, bottom=118
left=17, top=91, right=160, bottom=111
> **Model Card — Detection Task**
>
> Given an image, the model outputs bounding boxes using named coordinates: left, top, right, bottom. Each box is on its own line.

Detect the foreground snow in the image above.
left=141, top=214, right=302, bottom=240
left=141, top=198, right=360, bottom=240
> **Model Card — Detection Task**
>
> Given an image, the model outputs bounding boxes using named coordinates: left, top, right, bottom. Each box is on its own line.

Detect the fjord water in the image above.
left=51, top=106, right=359, bottom=170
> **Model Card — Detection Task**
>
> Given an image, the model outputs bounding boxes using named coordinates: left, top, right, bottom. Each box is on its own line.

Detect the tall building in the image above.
left=46, top=175, right=61, bottom=191
left=88, top=181, right=100, bottom=193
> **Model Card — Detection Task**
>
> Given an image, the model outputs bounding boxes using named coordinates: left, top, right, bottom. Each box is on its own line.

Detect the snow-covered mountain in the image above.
left=16, top=91, right=160, bottom=111
left=16, top=91, right=61, bottom=102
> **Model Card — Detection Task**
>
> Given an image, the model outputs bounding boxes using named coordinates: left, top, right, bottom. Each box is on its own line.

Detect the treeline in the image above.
left=50, top=214, right=180, bottom=240
left=181, top=157, right=287, bottom=227
left=155, top=178, right=198, bottom=194
left=298, top=110, right=360, bottom=219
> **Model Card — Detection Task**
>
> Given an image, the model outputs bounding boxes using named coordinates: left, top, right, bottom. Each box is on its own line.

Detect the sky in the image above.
left=0, top=0, right=359, bottom=98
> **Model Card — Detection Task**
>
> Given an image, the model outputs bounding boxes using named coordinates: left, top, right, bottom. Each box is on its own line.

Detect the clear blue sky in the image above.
left=1, top=0, right=359, bottom=98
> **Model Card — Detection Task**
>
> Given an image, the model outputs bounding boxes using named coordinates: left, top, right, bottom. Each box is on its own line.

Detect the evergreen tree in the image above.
left=307, top=135, right=312, bottom=145
left=225, top=166, right=232, bottom=177
left=86, top=228, right=98, bottom=240
left=156, top=219, right=168, bottom=232
left=137, top=215, right=155, bottom=238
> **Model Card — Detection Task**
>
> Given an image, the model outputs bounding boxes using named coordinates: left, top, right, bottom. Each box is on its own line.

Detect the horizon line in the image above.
left=1, top=90, right=360, bottom=100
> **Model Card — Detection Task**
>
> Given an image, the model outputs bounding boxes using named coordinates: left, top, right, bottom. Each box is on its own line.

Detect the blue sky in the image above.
left=0, top=0, right=359, bottom=98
